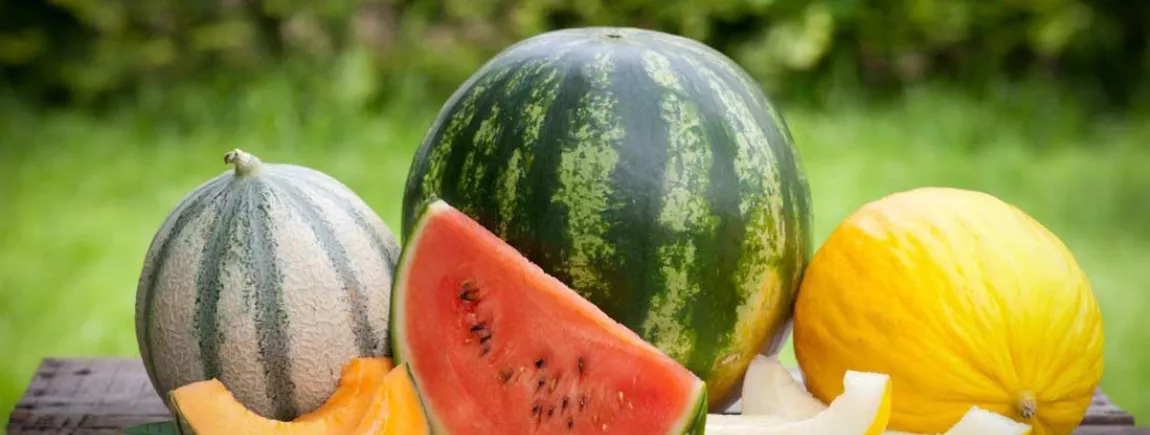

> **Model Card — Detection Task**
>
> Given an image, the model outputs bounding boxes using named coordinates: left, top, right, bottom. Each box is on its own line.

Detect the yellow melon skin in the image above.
left=793, top=187, right=1104, bottom=435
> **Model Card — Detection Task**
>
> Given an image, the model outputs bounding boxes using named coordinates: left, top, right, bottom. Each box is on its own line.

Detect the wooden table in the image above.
left=7, top=358, right=1149, bottom=434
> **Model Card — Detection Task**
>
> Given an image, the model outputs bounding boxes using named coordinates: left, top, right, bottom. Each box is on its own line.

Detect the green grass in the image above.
left=1, top=76, right=1148, bottom=430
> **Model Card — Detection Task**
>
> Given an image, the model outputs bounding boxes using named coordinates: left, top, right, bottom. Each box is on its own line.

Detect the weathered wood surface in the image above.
left=7, top=358, right=1149, bottom=434
left=8, top=359, right=169, bottom=435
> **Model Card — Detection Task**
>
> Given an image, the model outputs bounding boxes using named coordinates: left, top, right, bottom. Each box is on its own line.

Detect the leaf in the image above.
left=122, top=420, right=181, bottom=435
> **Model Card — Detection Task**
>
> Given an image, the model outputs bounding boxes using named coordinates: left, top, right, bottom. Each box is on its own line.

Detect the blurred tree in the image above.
left=0, top=0, right=1146, bottom=107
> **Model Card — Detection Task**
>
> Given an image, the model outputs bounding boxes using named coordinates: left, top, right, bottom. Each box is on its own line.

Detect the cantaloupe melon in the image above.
left=135, top=149, right=401, bottom=420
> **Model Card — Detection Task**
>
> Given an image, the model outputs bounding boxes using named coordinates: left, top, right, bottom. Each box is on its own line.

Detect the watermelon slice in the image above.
left=390, top=200, right=708, bottom=434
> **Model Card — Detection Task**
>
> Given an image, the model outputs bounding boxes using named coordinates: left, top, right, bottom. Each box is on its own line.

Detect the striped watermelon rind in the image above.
left=135, top=149, right=401, bottom=421
left=401, top=27, right=813, bottom=409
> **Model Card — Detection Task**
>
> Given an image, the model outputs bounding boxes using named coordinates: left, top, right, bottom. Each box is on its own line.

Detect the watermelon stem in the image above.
left=223, top=149, right=262, bottom=177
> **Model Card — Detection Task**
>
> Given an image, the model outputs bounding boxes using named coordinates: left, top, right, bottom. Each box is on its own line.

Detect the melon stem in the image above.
left=1016, top=390, right=1037, bottom=420
left=224, top=149, right=262, bottom=177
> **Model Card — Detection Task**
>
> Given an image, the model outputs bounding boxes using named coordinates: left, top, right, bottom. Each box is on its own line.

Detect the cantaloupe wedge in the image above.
left=170, top=357, right=391, bottom=434
left=295, top=358, right=395, bottom=424
left=706, top=369, right=892, bottom=435
left=737, top=356, right=1032, bottom=435
left=352, top=363, right=429, bottom=435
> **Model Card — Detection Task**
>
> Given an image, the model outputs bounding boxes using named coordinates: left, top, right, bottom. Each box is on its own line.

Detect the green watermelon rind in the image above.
left=683, top=391, right=710, bottom=435
left=386, top=200, right=437, bottom=432
left=389, top=199, right=709, bottom=434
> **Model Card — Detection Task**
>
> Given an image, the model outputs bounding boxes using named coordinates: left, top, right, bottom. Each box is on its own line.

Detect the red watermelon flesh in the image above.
left=390, top=200, right=707, bottom=434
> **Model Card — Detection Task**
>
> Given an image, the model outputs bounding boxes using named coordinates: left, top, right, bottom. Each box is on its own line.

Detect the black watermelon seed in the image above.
left=459, top=280, right=478, bottom=301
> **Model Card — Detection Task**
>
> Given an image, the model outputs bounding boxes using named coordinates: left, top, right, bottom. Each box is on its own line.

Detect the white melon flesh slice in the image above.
left=945, top=407, right=1031, bottom=435
left=885, top=406, right=1032, bottom=435
left=740, top=354, right=827, bottom=419
left=706, top=370, right=892, bottom=435
left=735, top=356, right=1030, bottom=435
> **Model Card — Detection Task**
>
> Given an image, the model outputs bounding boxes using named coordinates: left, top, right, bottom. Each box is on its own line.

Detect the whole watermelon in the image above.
left=401, top=26, right=813, bottom=410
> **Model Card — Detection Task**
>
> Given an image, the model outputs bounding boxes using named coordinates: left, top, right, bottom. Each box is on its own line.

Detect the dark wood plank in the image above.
left=8, top=358, right=170, bottom=435
left=1072, top=428, right=1150, bottom=435
left=723, top=390, right=1137, bottom=427
left=5, top=358, right=1145, bottom=434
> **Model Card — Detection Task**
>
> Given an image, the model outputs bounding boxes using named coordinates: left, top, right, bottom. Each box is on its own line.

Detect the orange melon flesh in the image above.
left=170, top=357, right=391, bottom=434
left=295, top=357, right=393, bottom=424
left=391, top=200, right=707, bottom=434
left=352, top=363, right=430, bottom=434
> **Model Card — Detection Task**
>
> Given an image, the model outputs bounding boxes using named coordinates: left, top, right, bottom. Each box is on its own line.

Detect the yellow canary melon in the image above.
left=707, top=368, right=892, bottom=435
left=792, top=187, right=1104, bottom=435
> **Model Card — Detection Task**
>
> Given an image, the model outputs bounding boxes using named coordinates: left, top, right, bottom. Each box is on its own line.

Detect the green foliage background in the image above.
left=3, top=0, right=1150, bottom=106
left=2, top=0, right=1150, bottom=432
